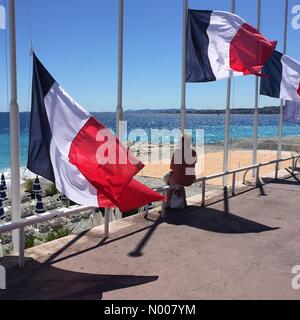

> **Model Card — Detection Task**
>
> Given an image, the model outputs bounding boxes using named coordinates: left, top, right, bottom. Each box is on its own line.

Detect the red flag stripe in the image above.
left=98, top=179, right=166, bottom=212
left=230, top=23, right=277, bottom=77
left=69, top=117, right=144, bottom=207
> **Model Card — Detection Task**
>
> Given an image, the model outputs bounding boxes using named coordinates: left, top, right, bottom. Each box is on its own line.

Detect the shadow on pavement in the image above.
left=262, top=177, right=300, bottom=185
left=0, top=256, right=158, bottom=300
left=164, top=206, right=279, bottom=234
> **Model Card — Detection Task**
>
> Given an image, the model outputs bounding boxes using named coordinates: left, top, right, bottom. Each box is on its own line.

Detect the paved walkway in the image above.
left=1, top=173, right=300, bottom=300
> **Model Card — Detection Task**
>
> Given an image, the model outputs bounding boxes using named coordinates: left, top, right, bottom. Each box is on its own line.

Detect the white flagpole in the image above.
left=277, top=0, right=289, bottom=161
left=180, top=0, right=188, bottom=134
left=104, top=208, right=110, bottom=239
left=112, top=0, right=125, bottom=227
left=252, top=0, right=261, bottom=173
left=9, top=0, right=21, bottom=253
left=223, top=0, right=236, bottom=187
left=116, top=0, right=124, bottom=141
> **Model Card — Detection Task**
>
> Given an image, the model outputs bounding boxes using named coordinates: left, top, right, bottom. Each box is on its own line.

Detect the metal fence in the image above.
left=0, top=154, right=299, bottom=268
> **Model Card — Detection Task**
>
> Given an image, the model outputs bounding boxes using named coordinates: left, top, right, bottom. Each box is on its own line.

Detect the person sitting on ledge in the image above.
left=164, top=134, right=197, bottom=209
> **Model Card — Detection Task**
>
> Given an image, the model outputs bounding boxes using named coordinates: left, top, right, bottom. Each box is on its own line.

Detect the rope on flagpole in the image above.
left=229, top=76, right=236, bottom=169
left=252, top=0, right=262, bottom=176
left=180, top=0, right=188, bottom=134
left=3, top=0, right=10, bottom=177
left=223, top=0, right=236, bottom=187
left=22, top=0, right=34, bottom=177
left=4, top=0, right=9, bottom=115
left=277, top=0, right=289, bottom=162
left=25, top=0, right=33, bottom=48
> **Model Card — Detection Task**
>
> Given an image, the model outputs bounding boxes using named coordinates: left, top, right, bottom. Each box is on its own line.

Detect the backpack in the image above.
left=168, top=189, right=186, bottom=210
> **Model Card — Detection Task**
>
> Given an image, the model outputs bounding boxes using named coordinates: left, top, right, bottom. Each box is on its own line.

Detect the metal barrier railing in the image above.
left=0, top=154, right=299, bottom=268
left=154, top=154, right=299, bottom=211
left=196, top=154, right=299, bottom=207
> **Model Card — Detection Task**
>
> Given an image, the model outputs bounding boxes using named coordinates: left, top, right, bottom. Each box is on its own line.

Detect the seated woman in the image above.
left=165, top=134, right=197, bottom=209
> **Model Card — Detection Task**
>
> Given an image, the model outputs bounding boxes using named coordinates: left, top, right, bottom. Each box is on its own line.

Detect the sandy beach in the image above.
left=137, top=148, right=294, bottom=185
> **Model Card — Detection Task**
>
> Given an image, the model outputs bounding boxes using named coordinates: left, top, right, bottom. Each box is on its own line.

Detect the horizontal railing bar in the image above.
left=0, top=205, right=93, bottom=234
left=154, top=185, right=171, bottom=193
left=0, top=155, right=298, bottom=236
left=196, top=155, right=297, bottom=182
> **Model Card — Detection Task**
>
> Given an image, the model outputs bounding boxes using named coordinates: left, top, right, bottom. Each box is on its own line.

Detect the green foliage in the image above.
left=4, top=248, right=11, bottom=256
left=45, top=226, right=74, bottom=242
left=45, top=183, right=58, bottom=197
left=25, top=234, right=36, bottom=249
left=24, top=179, right=34, bottom=193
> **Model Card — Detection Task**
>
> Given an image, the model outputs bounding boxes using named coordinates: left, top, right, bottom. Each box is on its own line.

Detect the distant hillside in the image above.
left=125, top=106, right=281, bottom=115
left=0, top=106, right=282, bottom=116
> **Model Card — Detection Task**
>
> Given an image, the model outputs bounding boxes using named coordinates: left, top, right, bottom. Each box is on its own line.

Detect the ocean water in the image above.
left=1, top=111, right=300, bottom=172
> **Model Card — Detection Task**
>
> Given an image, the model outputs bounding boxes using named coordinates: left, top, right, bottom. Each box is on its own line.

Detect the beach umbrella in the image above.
left=0, top=199, right=5, bottom=220
left=32, top=175, right=42, bottom=198
left=0, top=184, right=7, bottom=201
left=1, top=173, right=7, bottom=190
left=35, top=193, right=46, bottom=214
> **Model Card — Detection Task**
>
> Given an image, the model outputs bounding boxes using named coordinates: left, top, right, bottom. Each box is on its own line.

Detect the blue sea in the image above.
left=1, top=111, right=300, bottom=171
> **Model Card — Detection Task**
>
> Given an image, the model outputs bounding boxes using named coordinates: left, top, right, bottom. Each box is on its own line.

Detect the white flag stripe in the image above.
left=44, top=82, right=91, bottom=158
left=44, top=82, right=99, bottom=207
left=280, top=54, right=300, bottom=102
left=207, top=11, right=244, bottom=80
left=49, top=141, right=99, bottom=207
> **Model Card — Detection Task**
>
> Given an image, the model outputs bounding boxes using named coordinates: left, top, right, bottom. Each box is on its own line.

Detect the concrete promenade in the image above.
left=1, top=173, right=300, bottom=299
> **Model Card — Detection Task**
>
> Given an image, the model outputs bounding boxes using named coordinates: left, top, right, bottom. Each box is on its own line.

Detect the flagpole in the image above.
left=8, top=0, right=21, bottom=253
left=252, top=0, right=261, bottom=174
left=116, top=0, right=124, bottom=140
left=180, top=0, right=188, bottom=134
left=114, top=0, right=124, bottom=222
left=223, top=0, right=235, bottom=187
left=277, top=0, right=289, bottom=161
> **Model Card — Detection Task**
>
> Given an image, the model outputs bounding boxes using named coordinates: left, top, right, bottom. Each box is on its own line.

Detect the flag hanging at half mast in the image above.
left=28, top=53, right=165, bottom=212
left=284, top=100, right=300, bottom=123
left=260, top=51, right=300, bottom=103
left=186, top=10, right=277, bottom=82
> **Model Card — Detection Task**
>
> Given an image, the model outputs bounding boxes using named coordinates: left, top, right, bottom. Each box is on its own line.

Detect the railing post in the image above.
left=292, top=157, right=295, bottom=174
left=295, top=157, right=299, bottom=172
left=144, top=205, right=149, bottom=218
left=232, top=172, right=236, bottom=195
left=18, top=227, right=25, bottom=269
left=0, top=239, right=3, bottom=258
left=275, top=161, right=279, bottom=180
left=201, top=178, right=206, bottom=207
left=256, top=165, right=261, bottom=187
left=104, top=208, right=110, bottom=239
left=161, top=198, right=166, bottom=219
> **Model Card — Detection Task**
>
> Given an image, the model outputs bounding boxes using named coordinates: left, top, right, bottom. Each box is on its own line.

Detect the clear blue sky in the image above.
left=0, top=0, right=299, bottom=112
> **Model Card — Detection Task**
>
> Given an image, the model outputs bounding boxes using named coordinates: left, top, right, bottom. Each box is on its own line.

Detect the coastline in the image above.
left=1, top=136, right=299, bottom=256
left=1, top=135, right=300, bottom=179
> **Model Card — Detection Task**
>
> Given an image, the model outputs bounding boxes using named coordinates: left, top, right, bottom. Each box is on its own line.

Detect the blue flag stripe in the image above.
left=260, top=50, right=283, bottom=98
left=186, top=10, right=216, bottom=82
left=27, top=53, right=56, bottom=182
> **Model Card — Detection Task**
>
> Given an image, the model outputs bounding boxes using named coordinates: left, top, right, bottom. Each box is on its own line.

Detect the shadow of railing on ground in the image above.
left=0, top=256, right=159, bottom=300
left=164, top=206, right=279, bottom=234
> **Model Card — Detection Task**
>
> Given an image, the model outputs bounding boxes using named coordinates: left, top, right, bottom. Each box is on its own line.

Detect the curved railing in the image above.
left=0, top=154, right=299, bottom=268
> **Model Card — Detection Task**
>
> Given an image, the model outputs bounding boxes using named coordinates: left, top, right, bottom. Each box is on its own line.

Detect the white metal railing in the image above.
left=0, top=154, right=299, bottom=268
left=196, top=154, right=299, bottom=207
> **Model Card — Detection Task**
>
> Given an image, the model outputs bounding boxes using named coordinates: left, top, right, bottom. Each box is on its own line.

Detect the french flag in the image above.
left=284, top=100, right=300, bottom=123
left=186, top=10, right=277, bottom=82
left=28, top=53, right=165, bottom=212
left=260, top=51, right=300, bottom=103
